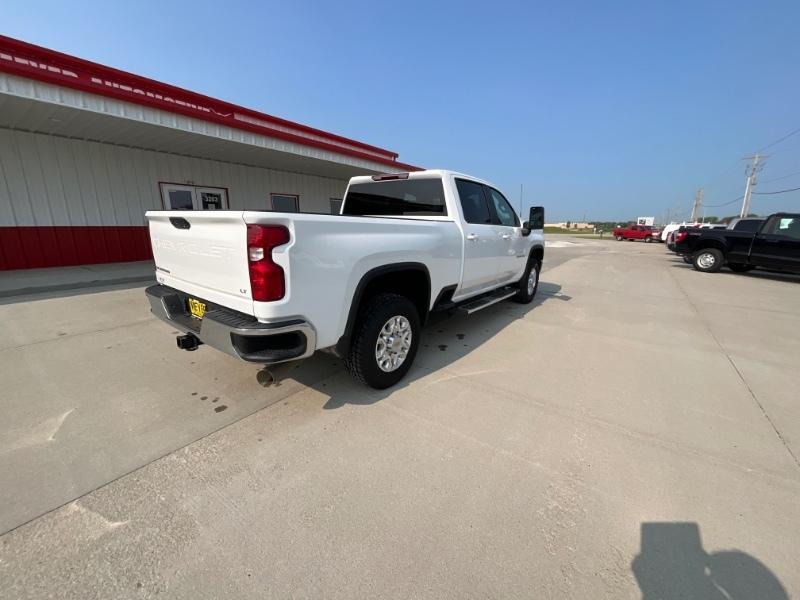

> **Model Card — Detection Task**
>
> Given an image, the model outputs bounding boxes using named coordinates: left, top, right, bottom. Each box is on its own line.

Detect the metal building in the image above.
left=0, top=35, right=418, bottom=270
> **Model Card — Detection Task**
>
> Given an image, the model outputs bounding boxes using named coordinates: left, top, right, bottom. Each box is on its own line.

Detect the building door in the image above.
left=160, top=183, right=228, bottom=210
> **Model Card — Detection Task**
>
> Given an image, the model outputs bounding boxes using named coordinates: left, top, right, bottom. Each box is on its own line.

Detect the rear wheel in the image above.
left=345, top=293, right=420, bottom=389
left=692, top=248, right=724, bottom=273
left=512, top=258, right=541, bottom=304
left=644, top=236, right=652, bottom=243
left=728, top=263, right=755, bottom=273
left=616, top=235, right=624, bottom=241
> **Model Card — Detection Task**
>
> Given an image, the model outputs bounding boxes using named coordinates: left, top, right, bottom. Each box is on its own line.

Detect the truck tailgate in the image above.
left=146, top=211, right=254, bottom=315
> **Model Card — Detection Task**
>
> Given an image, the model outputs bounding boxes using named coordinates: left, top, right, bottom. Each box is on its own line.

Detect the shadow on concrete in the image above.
left=631, top=522, right=788, bottom=600
left=0, top=278, right=154, bottom=305
left=668, top=262, right=800, bottom=283
left=270, top=281, right=569, bottom=409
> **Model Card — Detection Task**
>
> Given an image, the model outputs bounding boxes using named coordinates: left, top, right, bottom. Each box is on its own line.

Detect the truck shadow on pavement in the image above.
left=631, top=522, right=788, bottom=599
left=280, top=281, right=570, bottom=409
left=669, top=261, right=800, bottom=284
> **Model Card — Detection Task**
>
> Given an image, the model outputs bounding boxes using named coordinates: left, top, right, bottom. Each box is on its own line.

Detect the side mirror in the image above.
left=529, top=206, right=545, bottom=230
left=521, top=221, right=532, bottom=236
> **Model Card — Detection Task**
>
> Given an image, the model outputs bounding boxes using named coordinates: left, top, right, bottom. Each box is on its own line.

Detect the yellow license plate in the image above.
left=187, top=298, right=206, bottom=319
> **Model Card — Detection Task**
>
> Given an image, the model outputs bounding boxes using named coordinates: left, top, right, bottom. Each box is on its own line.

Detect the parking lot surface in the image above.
left=1, top=237, right=799, bottom=599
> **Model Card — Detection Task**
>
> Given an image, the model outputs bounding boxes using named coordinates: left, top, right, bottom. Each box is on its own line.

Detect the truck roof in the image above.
left=348, top=169, right=497, bottom=190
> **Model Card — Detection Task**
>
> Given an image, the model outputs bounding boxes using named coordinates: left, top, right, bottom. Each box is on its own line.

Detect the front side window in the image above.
left=456, top=179, right=491, bottom=224
left=343, top=178, right=446, bottom=217
left=271, top=194, right=299, bottom=212
left=485, top=187, right=519, bottom=227
left=764, top=216, right=800, bottom=240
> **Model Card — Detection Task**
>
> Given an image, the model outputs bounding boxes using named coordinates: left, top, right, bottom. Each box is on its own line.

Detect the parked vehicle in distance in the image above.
left=673, top=213, right=799, bottom=273
left=613, top=224, right=661, bottom=242
left=144, top=170, right=546, bottom=389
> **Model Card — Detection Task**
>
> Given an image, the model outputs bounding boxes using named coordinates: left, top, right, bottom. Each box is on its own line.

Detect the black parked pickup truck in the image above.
left=674, top=213, right=800, bottom=274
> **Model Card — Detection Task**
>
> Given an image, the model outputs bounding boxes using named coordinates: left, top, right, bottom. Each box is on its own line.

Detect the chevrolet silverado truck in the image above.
left=145, top=170, right=545, bottom=388
left=674, top=213, right=800, bottom=273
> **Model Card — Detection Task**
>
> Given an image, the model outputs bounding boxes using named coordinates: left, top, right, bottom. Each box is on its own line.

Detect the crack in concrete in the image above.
left=668, top=268, right=800, bottom=471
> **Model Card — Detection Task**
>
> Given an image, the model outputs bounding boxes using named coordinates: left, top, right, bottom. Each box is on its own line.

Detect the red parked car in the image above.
left=612, top=224, right=661, bottom=242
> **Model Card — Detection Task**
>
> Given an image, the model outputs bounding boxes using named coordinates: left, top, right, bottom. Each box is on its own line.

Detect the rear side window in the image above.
left=456, top=179, right=492, bottom=224
left=343, top=179, right=447, bottom=217
left=735, top=219, right=762, bottom=232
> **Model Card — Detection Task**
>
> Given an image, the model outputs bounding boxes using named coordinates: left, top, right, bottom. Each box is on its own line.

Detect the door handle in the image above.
left=501, top=234, right=512, bottom=239
left=466, top=233, right=479, bottom=241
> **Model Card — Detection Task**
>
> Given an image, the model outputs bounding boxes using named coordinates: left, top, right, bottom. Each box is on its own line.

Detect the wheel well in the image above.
left=336, top=264, right=431, bottom=356
left=531, top=245, right=544, bottom=262
left=360, top=269, right=430, bottom=320
left=694, top=240, right=726, bottom=253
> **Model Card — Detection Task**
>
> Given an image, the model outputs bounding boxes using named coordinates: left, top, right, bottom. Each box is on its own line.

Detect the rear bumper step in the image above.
left=145, top=284, right=316, bottom=364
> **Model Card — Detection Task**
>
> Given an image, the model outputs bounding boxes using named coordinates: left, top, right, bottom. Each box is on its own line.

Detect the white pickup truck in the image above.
left=145, top=169, right=545, bottom=388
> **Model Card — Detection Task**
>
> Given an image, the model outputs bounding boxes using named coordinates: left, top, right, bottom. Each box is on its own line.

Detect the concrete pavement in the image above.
left=1, top=237, right=798, bottom=599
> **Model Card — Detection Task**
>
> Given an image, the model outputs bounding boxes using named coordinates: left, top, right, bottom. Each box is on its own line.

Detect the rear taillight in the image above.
left=247, top=225, right=290, bottom=301
left=675, top=232, right=688, bottom=243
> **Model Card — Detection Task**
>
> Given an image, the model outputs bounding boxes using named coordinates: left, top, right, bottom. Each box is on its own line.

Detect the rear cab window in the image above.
left=342, top=177, right=447, bottom=217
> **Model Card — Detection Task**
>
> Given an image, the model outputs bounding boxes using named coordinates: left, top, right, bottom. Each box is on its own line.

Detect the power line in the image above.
left=760, top=170, right=800, bottom=184
left=758, top=126, right=800, bottom=153
left=705, top=196, right=744, bottom=208
left=752, top=186, right=800, bottom=195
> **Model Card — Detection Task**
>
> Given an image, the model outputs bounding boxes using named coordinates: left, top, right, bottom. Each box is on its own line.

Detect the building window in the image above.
left=160, top=183, right=228, bottom=210
left=271, top=194, right=299, bottom=212
left=330, top=198, right=343, bottom=214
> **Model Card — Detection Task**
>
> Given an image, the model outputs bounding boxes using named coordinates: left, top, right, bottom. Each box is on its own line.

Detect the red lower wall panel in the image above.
left=0, top=226, right=152, bottom=270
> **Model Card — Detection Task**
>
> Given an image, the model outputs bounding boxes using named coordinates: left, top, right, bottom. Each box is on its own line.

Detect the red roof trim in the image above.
left=0, top=35, right=421, bottom=171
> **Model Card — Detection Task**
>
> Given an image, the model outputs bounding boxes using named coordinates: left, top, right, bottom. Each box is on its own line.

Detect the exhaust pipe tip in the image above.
left=176, top=333, right=201, bottom=351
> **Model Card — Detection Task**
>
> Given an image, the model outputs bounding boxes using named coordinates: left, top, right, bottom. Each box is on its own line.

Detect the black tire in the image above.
left=682, top=255, right=693, bottom=264
left=344, top=293, right=421, bottom=389
left=728, top=263, right=755, bottom=273
left=644, top=236, right=652, bottom=243
left=512, top=258, right=541, bottom=303
left=692, top=248, right=724, bottom=273
left=616, top=235, right=624, bottom=241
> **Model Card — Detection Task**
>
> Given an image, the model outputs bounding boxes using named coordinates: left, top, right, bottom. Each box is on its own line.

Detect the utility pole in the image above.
left=740, top=154, right=766, bottom=218
left=690, top=188, right=704, bottom=222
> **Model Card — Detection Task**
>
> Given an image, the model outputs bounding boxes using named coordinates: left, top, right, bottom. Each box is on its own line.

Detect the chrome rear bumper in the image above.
left=145, top=284, right=316, bottom=364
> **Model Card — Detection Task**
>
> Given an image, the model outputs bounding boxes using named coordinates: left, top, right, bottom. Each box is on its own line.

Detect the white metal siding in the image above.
left=0, top=73, right=399, bottom=174
left=0, top=129, right=348, bottom=226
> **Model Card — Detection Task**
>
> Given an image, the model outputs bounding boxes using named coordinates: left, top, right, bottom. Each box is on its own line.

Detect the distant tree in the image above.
left=704, top=216, right=719, bottom=223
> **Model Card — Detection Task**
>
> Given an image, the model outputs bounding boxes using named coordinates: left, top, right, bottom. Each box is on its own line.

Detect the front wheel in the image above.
left=616, top=235, right=624, bottom=241
left=345, top=293, right=421, bottom=389
left=682, top=255, right=693, bottom=264
left=644, top=236, right=652, bottom=243
left=693, top=248, right=724, bottom=273
left=512, top=258, right=541, bottom=304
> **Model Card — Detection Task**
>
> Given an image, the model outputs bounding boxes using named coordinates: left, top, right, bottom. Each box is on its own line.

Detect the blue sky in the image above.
left=3, top=0, right=799, bottom=221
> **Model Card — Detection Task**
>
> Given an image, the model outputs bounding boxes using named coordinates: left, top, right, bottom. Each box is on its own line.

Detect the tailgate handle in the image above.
left=169, top=217, right=191, bottom=230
